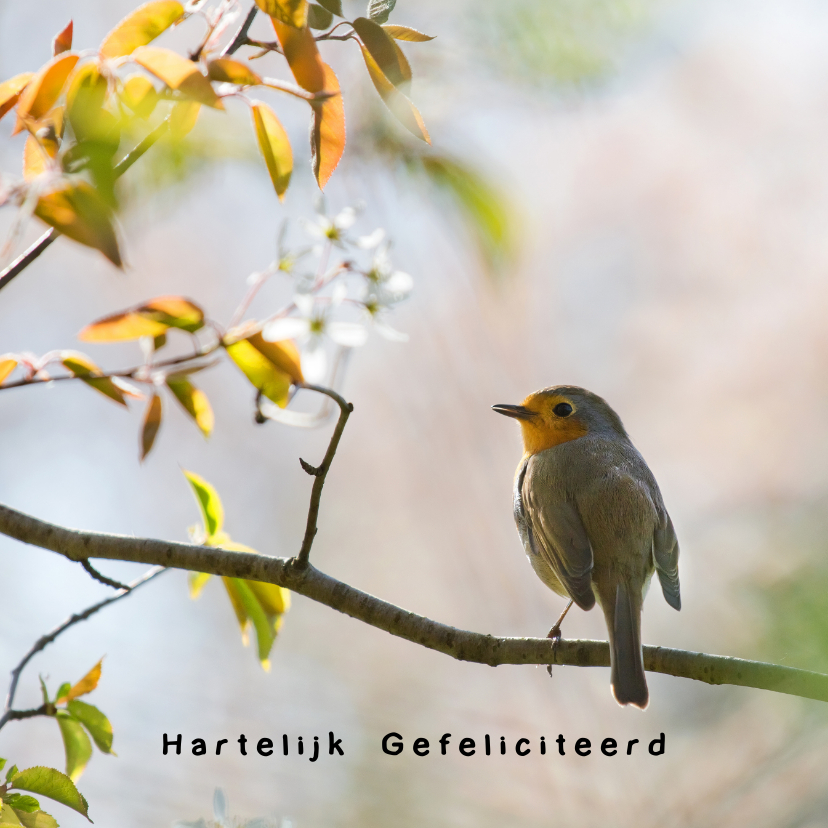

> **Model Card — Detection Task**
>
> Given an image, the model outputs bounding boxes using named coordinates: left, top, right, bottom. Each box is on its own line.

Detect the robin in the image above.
left=493, top=386, right=680, bottom=708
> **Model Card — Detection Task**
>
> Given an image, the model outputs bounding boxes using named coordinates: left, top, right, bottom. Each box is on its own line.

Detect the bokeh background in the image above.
left=2, top=0, right=828, bottom=825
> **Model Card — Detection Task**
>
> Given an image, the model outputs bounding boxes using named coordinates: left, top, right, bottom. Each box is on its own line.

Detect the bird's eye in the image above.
left=553, top=402, right=573, bottom=417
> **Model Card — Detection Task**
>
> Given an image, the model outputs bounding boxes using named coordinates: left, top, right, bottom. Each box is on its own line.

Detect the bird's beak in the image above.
left=492, top=404, right=536, bottom=421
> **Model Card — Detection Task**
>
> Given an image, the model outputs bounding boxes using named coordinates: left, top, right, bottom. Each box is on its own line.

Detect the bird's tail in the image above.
left=605, top=582, right=648, bottom=709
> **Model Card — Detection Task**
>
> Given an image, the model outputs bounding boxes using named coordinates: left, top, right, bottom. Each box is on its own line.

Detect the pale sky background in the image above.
left=1, top=0, right=828, bottom=826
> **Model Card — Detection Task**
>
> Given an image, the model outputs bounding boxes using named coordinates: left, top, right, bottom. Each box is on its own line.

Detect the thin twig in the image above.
left=295, top=383, right=353, bottom=566
left=221, top=4, right=258, bottom=57
left=80, top=559, right=131, bottom=591
left=0, top=566, right=167, bottom=730
left=0, top=501, right=825, bottom=702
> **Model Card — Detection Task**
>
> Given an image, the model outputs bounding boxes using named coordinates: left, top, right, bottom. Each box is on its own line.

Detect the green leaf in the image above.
left=66, top=701, right=114, bottom=754
left=230, top=579, right=275, bottom=669
left=6, top=765, right=19, bottom=784
left=182, top=470, right=224, bottom=538
left=307, top=3, right=333, bottom=29
left=166, top=376, right=214, bottom=437
left=55, top=713, right=92, bottom=782
left=15, top=809, right=59, bottom=828
left=0, top=758, right=5, bottom=772
left=140, top=393, right=162, bottom=460
left=55, top=683, right=71, bottom=701
left=353, top=17, right=410, bottom=89
left=38, top=678, right=50, bottom=706
left=316, top=0, right=342, bottom=15
left=2, top=795, right=39, bottom=814
left=61, top=352, right=128, bottom=407
left=420, top=155, right=513, bottom=274
left=9, top=767, right=90, bottom=820
left=367, top=0, right=395, bottom=24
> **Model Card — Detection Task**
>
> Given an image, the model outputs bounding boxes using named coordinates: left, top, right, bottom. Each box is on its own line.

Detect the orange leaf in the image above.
left=358, top=42, right=429, bottom=143
left=61, top=351, right=128, bottom=406
left=311, top=65, right=345, bottom=189
left=353, top=17, right=410, bottom=89
left=52, top=21, right=74, bottom=55
left=272, top=19, right=325, bottom=92
left=23, top=134, right=56, bottom=179
left=100, top=0, right=185, bottom=59
left=224, top=332, right=302, bottom=408
left=251, top=102, right=292, bottom=200
left=0, top=73, right=34, bottom=121
left=256, top=0, right=308, bottom=28
left=207, top=58, right=262, bottom=87
left=272, top=21, right=344, bottom=189
left=0, top=358, right=18, bottom=384
left=131, top=46, right=223, bottom=109
left=57, top=659, right=103, bottom=703
left=120, top=75, right=158, bottom=119
left=382, top=24, right=435, bottom=42
left=167, top=375, right=214, bottom=436
left=141, top=393, right=162, bottom=459
left=79, top=296, right=204, bottom=341
left=13, top=53, right=79, bottom=135
left=34, top=179, right=122, bottom=267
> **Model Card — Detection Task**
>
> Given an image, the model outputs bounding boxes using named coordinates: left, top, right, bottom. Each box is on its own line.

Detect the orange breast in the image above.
left=519, top=418, right=588, bottom=457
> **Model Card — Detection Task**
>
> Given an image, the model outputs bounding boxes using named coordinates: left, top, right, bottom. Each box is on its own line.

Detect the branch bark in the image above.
left=0, top=502, right=825, bottom=702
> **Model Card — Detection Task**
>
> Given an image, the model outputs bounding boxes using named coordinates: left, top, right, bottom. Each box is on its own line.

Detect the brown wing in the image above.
left=653, top=509, right=681, bottom=610
left=521, top=459, right=595, bottom=611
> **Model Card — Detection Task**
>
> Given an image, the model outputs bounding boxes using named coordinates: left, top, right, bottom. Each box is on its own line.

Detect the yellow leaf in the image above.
left=207, top=58, right=262, bottom=87
left=247, top=579, right=291, bottom=615
left=100, top=0, right=185, bottom=59
left=272, top=20, right=344, bottom=189
left=120, top=75, right=158, bottom=119
left=358, top=42, right=429, bottom=143
left=251, top=102, right=292, bottom=200
left=61, top=351, right=128, bottom=406
left=131, top=46, right=223, bottom=109
left=169, top=99, right=200, bottom=138
left=381, top=24, right=435, bottom=42
left=222, top=577, right=250, bottom=644
left=52, top=20, right=74, bottom=55
left=247, top=332, right=304, bottom=384
left=141, top=393, right=162, bottom=459
left=34, top=179, right=122, bottom=266
left=0, top=357, right=18, bottom=384
left=183, top=469, right=224, bottom=538
left=13, top=53, right=79, bottom=135
left=224, top=338, right=293, bottom=407
left=79, top=296, right=204, bottom=341
left=256, top=0, right=307, bottom=28
left=188, top=571, right=212, bottom=599
left=166, top=375, right=214, bottom=436
left=58, top=659, right=103, bottom=703
left=0, top=72, right=34, bottom=121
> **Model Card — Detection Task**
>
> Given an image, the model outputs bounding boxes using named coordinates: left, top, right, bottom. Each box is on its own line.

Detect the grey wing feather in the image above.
left=521, top=460, right=595, bottom=611
left=653, top=510, right=681, bottom=610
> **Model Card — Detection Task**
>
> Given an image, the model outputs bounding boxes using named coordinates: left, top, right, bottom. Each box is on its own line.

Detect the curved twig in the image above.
left=0, top=502, right=825, bottom=703
left=295, top=383, right=353, bottom=565
left=0, top=566, right=167, bottom=730
left=80, top=558, right=131, bottom=591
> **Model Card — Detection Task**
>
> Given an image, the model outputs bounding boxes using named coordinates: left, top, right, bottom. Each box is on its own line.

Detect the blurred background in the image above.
left=2, top=0, right=828, bottom=825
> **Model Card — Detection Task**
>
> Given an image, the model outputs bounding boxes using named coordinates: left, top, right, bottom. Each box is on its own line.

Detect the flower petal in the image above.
left=262, top=317, right=309, bottom=341
left=334, top=206, right=356, bottom=230
left=328, top=321, right=368, bottom=347
left=356, top=228, right=385, bottom=249
left=375, top=321, right=409, bottom=342
left=385, top=270, right=413, bottom=295
left=301, top=346, right=327, bottom=382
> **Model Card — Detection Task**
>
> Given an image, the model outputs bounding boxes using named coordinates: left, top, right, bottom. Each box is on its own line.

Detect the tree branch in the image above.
left=0, top=502, right=825, bottom=702
left=295, top=384, right=353, bottom=566
left=221, top=4, right=258, bottom=57
left=79, top=558, right=131, bottom=591
left=0, top=565, right=166, bottom=730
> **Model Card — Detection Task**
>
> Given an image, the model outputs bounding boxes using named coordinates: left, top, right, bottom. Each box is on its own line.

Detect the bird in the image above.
left=493, top=386, right=680, bottom=708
